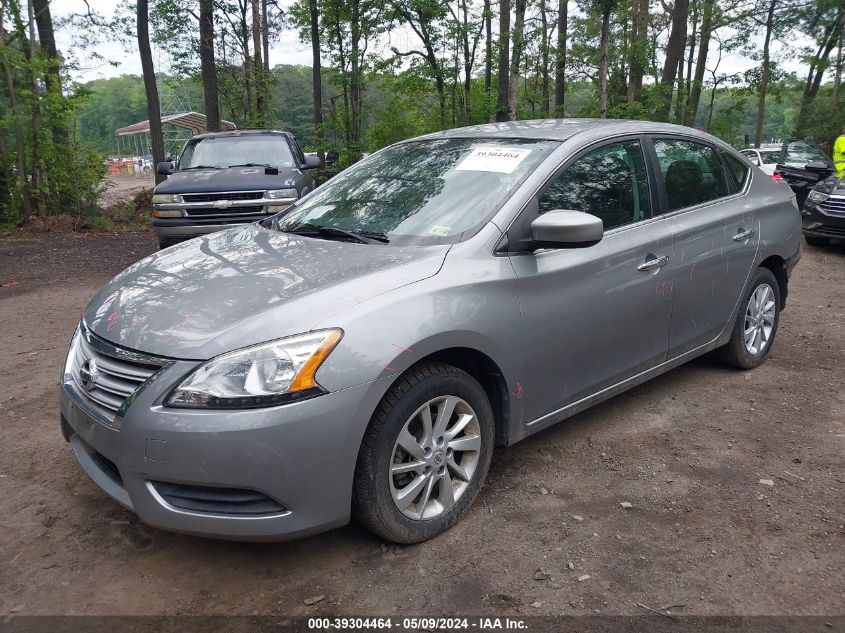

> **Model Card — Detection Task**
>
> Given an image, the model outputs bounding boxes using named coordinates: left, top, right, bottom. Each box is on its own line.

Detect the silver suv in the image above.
left=60, top=119, right=801, bottom=543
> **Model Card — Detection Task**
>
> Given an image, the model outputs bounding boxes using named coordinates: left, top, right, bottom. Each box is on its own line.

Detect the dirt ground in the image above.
left=0, top=230, right=843, bottom=618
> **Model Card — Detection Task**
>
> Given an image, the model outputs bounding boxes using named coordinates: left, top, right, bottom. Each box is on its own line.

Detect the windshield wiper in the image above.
left=228, top=162, right=272, bottom=168
left=180, top=165, right=221, bottom=171
left=282, top=224, right=389, bottom=244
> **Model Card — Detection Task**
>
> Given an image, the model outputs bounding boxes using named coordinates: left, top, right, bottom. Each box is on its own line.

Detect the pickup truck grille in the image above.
left=820, top=195, right=845, bottom=216
left=185, top=205, right=265, bottom=217
left=69, top=330, right=164, bottom=420
left=182, top=191, right=264, bottom=203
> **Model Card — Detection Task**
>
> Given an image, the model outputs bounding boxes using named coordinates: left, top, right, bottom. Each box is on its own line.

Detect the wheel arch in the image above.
left=759, top=254, right=788, bottom=309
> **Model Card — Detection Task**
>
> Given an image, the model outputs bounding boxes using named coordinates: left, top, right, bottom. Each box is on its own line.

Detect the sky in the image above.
left=50, top=0, right=811, bottom=87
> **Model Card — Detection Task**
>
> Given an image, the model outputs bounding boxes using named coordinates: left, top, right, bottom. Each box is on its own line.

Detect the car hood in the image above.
left=155, top=166, right=299, bottom=193
left=84, top=225, right=450, bottom=359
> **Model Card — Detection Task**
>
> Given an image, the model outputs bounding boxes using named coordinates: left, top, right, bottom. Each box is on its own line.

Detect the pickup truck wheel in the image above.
left=804, top=235, right=830, bottom=247
left=718, top=267, right=780, bottom=370
left=353, top=362, right=494, bottom=544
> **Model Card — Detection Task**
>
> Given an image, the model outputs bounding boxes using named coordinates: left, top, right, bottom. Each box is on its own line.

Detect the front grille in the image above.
left=182, top=191, right=264, bottom=203
left=151, top=481, right=288, bottom=516
left=820, top=195, right=845, bottom=216
left=69, top=331, right=163, bottom=419
left=185, top=205, right=265, bottom=217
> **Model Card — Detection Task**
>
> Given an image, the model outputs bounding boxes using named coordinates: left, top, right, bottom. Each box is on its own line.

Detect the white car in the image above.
left=741, top=146, right=782, bottom=176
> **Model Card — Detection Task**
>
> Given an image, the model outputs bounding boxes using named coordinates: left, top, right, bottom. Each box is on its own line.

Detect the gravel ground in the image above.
left=0, top=231, right=843, bottom=618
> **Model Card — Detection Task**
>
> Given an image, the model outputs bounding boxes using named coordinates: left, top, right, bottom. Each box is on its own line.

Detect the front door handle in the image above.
left=733, top=228, right=754, bottom=241
left=638, top=254, right=669, bottom=271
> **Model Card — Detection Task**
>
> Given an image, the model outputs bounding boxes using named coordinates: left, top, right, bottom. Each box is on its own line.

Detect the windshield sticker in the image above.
left=455, top=147, right=533, bottom=174
left=430, top=225, right=452, bottom=236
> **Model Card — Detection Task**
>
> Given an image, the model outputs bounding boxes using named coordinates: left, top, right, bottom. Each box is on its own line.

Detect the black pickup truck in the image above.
left=153, top=129, right=320, bottom=248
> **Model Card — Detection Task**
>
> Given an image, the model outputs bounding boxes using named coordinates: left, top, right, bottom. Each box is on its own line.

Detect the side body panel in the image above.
left=509, top=219, right=675, bottom=425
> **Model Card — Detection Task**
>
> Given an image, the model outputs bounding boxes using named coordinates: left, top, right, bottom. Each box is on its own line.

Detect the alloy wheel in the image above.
left=389, top=395, right=481, bottom=520
left=744, top=283, right=776, bottom=355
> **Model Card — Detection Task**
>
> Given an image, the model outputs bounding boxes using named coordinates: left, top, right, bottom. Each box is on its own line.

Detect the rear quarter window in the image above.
left=722, top=151, right=751, bottom=190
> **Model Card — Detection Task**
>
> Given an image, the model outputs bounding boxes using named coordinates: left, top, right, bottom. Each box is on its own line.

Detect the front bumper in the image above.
left=801, top=197, right=845, bottom=239
left=59, top=371, right=378, bottom=541
left=152, top=197, right=294, bottom=241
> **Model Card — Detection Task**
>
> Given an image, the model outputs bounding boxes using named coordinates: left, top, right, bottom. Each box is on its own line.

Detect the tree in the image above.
left=507, top=0, right=526, bottom=117
left=754, top=0, right=777, bottom=145
left=137, top=0, right=166, bottom=183
left=684, top=0, right=714, bottom=125
left=554, top=0, right=568, bottom=115
left=596, top=0, right=614, bottom=118
left=657, top=0, right=689, bottom=120
left=484, top=0, right=492, bottom=94
left=626, top=0, right=648, bottom=104
left=199, top=0, right=221, bottom=131
left=309, top=0, right=325, bottom=161
left=495, top=0, right=510, bottom=121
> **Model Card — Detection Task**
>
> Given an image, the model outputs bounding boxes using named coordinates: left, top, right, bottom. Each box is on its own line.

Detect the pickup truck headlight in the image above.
left=265, top=188, right=298, bottom=200
left=152, top=193, right=183, bottom=204
left=806, top=190, right=829, bottom=204
left=166, top=329, right=342, bottom=409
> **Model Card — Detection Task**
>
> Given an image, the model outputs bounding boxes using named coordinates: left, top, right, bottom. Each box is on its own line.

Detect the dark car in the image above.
left=771, top=139, right=834, bottom=207
left=153, top=129, right=320, bottom=248
left=801, top=174, right=845, bottom=246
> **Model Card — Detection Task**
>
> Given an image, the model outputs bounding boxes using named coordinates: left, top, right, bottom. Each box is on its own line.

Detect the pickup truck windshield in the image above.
left=272, top=138, right=557, bottom=245
left=180, top=136, right=295, bottom=170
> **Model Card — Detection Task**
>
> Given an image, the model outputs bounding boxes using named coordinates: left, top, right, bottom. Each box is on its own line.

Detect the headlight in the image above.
left=807, top=190, right=829, bottom=204
left=265, top=188, right=298, bottom=200
left=152, top=193, right=183, bottom=204
left=166, top=329, right=342, bottom=409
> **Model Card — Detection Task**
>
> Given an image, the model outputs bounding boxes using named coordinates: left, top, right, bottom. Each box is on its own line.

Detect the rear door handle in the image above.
left=733, top=228, right=754, bottom=241
left=638, top=254, right=669, bottom=271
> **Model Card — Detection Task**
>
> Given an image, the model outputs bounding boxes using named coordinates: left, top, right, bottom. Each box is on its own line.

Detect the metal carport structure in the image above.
left=115, top=111, right=237, bottom=159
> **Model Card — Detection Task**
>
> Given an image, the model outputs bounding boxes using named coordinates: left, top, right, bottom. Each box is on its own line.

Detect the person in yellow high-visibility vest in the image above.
left=834, top=128, right=845, bottom=176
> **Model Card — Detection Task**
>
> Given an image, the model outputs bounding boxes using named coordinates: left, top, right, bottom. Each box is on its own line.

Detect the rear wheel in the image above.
left=804, top=235, right=830, bottom=247
left=353, top=363, right=494, bottom=544
left=718, top=267, right=780, bottom=370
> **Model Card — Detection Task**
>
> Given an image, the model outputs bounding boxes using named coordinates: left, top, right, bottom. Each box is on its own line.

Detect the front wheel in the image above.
left=718, top=267, right=781, bottom=369
left=353, top=363, right=494, bottom=544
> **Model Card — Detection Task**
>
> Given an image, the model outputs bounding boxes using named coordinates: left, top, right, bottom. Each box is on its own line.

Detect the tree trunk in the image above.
left=0, top=4, right=31, bottom=215
left=251, top=0, right=266, bottom=124
left=598, top=1, right=611, bottom=118
left=137, top=0, right=166, bottom=184
left=626, top=0, right=648, bottom=104
left=657, top=0, right=688, bottom=120
left=496, top=0, right=510, bottom=121
left=484, top=0, right=492, bottom=95
left=24, top=0, right=42, bottom=212
left=540, top=0, right=550, bottom=114
left=685, top=0, right=712, bottom=126
left=554, top=0, right=568, bottom=115
left=309, top=0, right=324, bottom=163
left=754, top=0, right=776, bottom=146
left=262, top=0, right=269, bottom=72
left=833, top=31, right=843, bottom=108
left=508, top=0, right=526, bottom=119
left=199, top=0, right=220, bottom=132
left=680, top=0, right=698, bottom=123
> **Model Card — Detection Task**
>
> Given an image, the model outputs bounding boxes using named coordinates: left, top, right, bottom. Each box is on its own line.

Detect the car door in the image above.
left=649, top=137, right=759, bottom=357
left=508, top=138, right=675, bottom=424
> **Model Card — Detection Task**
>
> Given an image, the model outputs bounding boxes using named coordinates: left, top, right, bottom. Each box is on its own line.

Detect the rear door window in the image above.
left=653, top=139, right=729, bottom=212
left=722, top=151, right=751, bottom=190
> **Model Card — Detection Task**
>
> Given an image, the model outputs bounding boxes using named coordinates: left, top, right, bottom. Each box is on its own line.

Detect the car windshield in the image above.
left=179, top=136, right=295, bottom=170
left=760, top=151, right=781, bottom=164
left=271, top=138, right=557, bottom=245
left=783, top=141, right=828, bottom=167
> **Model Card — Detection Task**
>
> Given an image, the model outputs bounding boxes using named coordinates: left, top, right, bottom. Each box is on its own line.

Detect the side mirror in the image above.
left=156, top=161, right=174, bottom=176
left=530, top=210, right=603, bottom=248
left=303, top=155, right=322, bottom=169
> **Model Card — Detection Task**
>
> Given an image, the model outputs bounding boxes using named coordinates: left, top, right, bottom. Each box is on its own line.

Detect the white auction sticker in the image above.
left=455, top=147, right=532, bottom=174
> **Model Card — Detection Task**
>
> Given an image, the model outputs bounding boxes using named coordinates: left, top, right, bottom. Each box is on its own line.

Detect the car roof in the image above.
left=190, top=129, right=291, bottom=141
left=417, top=118, right=722, bottom=143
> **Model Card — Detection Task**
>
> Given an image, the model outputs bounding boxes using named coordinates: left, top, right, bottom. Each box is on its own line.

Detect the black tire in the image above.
left=353, top=362, right=495, bottom=544
left=718, top=267, right=781, bottom=370
left=804, top=235, right=830, bottom=247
